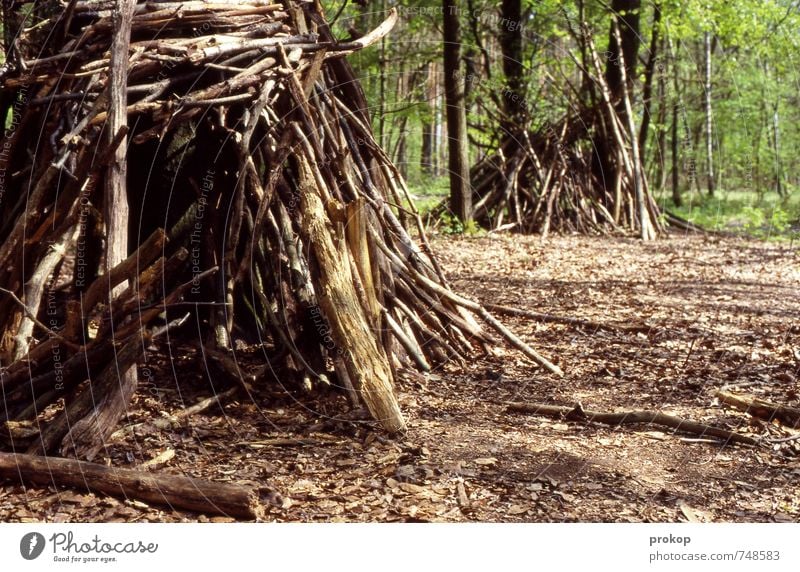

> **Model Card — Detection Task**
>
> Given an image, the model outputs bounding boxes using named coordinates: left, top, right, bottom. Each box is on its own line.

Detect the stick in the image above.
left=0, top=452, right=268, bottom=519
left=111, top=387, right=238, bottom=440
left=716, top=390, right=800, bottom=429
left=384, top=251, right=563, bottom=377
left=505, top=402, right=760, bottom=446
left=0, top=288, right=80, bottom=351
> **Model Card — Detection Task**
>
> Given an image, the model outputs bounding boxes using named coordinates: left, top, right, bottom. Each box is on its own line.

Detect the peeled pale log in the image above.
left=297, top=157, right=406, bottom=434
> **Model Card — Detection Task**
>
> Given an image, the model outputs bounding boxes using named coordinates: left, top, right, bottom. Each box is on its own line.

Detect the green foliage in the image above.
left=665, top=190, right=800, bottom=240
left=407, top=176, right=449, bottom=214
left=437, top=212, right=484, bottom=236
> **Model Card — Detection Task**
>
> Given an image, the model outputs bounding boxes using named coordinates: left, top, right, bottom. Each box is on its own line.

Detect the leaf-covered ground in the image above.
left=2, top=234, right=799, bottom=522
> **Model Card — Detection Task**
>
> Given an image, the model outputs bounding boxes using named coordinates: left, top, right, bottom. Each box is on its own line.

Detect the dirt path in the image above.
left=2, top=235, right=798, bottom=522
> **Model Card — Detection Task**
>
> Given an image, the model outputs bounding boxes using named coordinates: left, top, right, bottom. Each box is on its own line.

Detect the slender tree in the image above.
left=670, top=38, right=681, bottom=207
left=443, top=0, right=472, bottom=223
left=703, top=30, right=715, bottom=196
left=638, top=2, right=662, bottom=158
left=499, top=0, right=527, bottom=135
left=421, top=63, right=435, bottom=176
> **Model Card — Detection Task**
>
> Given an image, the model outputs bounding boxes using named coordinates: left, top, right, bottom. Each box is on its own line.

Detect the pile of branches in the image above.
left=0, top=1, right=561, bottom=463
left=470, top=28, right=664, bottom=239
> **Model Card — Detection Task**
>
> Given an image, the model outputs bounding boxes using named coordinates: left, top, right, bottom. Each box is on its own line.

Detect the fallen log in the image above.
left=0, top=452, right=271, bottom=519
left=505, top=402, right=760, bottom=446
left=716, top=390, right=800, bottom=429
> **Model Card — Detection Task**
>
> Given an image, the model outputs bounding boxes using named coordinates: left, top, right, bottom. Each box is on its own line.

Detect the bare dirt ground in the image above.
left=2, top=234, right=799, bottom=522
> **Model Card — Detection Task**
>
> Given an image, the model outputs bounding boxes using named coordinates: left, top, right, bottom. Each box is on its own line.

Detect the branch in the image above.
left=0, top=288, right=80, bottom=351
left=506, top=402, right=760, bottom=446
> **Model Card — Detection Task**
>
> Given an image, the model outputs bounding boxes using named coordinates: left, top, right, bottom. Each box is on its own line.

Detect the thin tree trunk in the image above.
left=671, top=97, right=681, bottom=207
left=772, top=102, right=783, bottom=196
left=764, top=60, right=784, bottom=197
left=612, top=23, right=654, bottom=240
left=638, top=2, right=661, bottom=159
left=500, top=0, right=526, bottom=135
left=421, top=63, right=434, bottom=176
left=703, top=31, right=715, bottom=197
left=670, top=38, right=681, bottom=207
left=443, top=0, right=472, bottom=222
left=653, top=36, right=669, bottom=193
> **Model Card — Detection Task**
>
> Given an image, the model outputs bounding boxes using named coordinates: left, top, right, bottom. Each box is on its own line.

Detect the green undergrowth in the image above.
left=662, top=189, right=800, bottom=241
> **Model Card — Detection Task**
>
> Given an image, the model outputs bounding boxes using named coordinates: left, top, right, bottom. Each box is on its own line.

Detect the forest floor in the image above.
left=2, top=233, right=799, bottom=523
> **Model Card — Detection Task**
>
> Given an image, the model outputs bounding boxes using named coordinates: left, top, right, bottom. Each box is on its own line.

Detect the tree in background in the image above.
left=443, top=0, right=472, bottom=223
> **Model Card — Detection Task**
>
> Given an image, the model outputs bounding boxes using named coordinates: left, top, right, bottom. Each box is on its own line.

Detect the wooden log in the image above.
left=12, top=229, right=75, bottom=360
left=0, top=452, right=268, bottom=519
left=58, top=334, right=144, bottom=460
left=506, top=402, right=759, bottom=446
left=27, top=334, right=145, bottom=458
left=105, top=1, right=136, bottom=295
left=77, top=227, right=167, bottom=322
left=297, top=156, right=406, bottom=434
left=716, top=390, right=800, bottom=429
left=2, top=341, right=112, bottom=419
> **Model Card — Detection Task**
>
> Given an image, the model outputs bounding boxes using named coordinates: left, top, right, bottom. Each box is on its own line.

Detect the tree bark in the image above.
left=499, top=0, right=526, bottom=134
left=297, top=157, right=406, bottom=434
left=104, top=0, right=138, bottom=440
left=106, top=0, right=136, bottom=290
left=0, top=452, right=269, bottom=519
left=443, top=0, right=472, bottom=223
